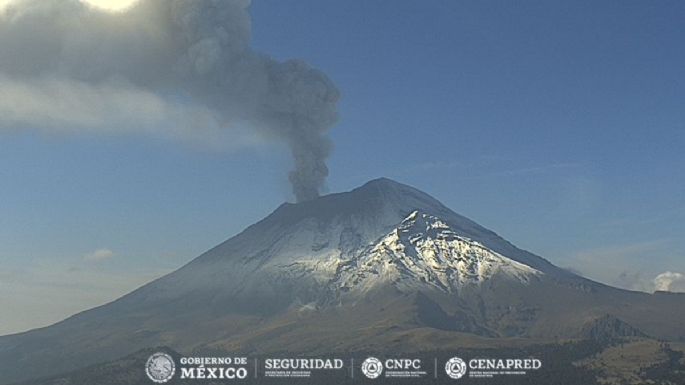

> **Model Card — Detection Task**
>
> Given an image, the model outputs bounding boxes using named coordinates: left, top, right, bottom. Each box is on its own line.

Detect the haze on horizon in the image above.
left=1, top=0, right=684, bottom=336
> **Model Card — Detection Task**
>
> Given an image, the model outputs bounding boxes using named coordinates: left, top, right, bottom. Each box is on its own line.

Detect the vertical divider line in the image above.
left=351, top=358, right=354, bottom=379
left=434, top=358, right=438, bottom=379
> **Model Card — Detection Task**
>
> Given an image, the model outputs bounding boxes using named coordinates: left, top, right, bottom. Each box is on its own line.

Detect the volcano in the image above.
left=1, top=178, right=684, bottom=384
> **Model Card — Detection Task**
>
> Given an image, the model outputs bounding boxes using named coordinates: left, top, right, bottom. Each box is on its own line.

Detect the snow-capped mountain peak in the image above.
left=332, top=211, right=542, bottom=295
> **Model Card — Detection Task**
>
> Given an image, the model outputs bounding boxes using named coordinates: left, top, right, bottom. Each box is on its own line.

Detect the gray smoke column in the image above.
left=0, top=0, right=339, bottom=201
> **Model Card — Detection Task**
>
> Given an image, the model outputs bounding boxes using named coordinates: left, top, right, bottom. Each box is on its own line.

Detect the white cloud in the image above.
left=0, top=76, right=261, bottom=149
left=79, top=0, right=140, bottom=12
left=654, top=271, right=685, bottom=293
left=82, top=248, right=115, bottom=262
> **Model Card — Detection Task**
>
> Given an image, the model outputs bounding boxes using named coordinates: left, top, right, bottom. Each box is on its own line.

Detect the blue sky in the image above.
left=1, top=0, right=684, bottom=334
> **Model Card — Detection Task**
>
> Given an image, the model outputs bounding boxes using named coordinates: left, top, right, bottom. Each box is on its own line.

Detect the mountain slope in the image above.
left=1, top=178, right=684, bottom=385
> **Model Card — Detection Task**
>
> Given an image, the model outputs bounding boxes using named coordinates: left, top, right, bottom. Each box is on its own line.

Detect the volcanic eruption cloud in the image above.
left=0, top=0, right=340, bottom=202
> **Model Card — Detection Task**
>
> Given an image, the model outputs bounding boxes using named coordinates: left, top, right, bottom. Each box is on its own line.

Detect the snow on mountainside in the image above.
left=330, top=211, right=542, bottom=296
left=119, top=177, right=573, bottom=314
left=152, top=178, right=557, bottom=308
left=187, top=178, right=564, bottom=276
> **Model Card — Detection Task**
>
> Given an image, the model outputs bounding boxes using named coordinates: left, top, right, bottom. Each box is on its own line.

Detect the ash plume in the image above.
left=0, top=0, right=339, bottom=201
